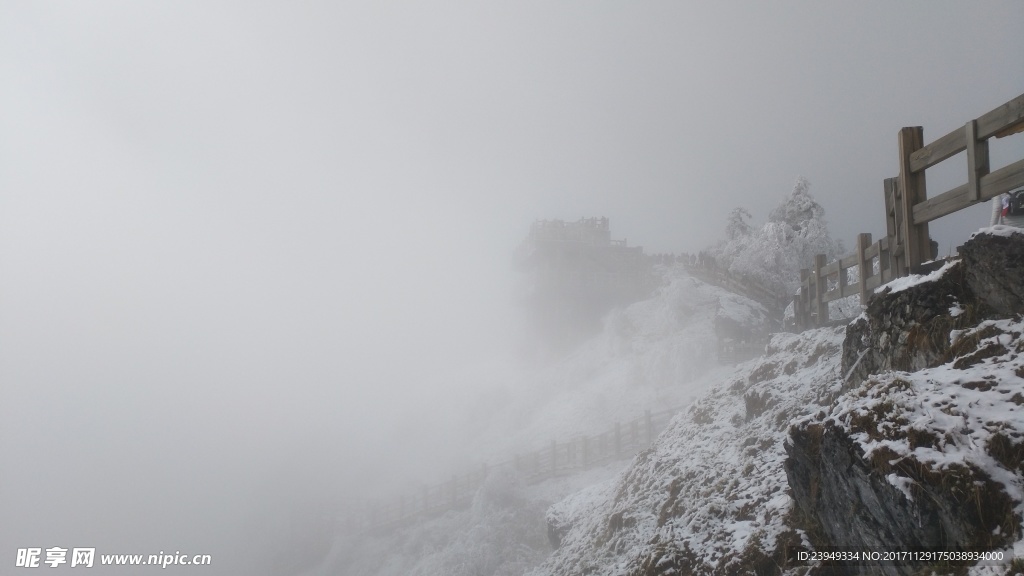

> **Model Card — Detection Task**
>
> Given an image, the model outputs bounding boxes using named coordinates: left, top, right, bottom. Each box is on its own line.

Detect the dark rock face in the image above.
left=788, top=230, right=1024, bottom=575
left=841, top=260, right=974, bottom=387
left=786, top=423, right=1014, bottom=576
left=959, top=230, right=1024, bottom=316
left=842, top=230, right=1024, bottom=387
left=785, top=424, right=919, bottom=576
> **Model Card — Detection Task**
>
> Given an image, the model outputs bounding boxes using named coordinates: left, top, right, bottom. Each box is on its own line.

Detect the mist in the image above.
left=2, top=1, right=1023, bottom=573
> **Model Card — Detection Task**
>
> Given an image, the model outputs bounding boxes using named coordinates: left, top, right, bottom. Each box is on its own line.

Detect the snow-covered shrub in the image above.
left=713, top=177, right=843, bottom=298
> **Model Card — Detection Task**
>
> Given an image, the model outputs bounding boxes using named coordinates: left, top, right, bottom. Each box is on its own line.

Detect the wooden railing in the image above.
left=794, top=93, right=1024, bottom=330
left=343, top=407, right=681, bottom=532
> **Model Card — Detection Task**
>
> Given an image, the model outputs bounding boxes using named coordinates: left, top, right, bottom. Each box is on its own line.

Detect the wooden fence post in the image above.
left=884, top=178, right=904, bottom=276
left=838, top=253, right=848, bottom=299
left=874, top=239, right=886, bottom=276
left=883, top=177, right=895, bottom=265
left=966, top=119, right=990, bottom=202
left=880, top=240, right=890, bottom=280
left=856, top=233, right=871, bottom=304
left=814, top=254, right=827, bottom=326
left=897, top=126, right=929, bottom=273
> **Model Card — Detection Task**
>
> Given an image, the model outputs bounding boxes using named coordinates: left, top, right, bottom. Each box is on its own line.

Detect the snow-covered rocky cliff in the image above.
left=533, top=229, right=1024, bottom=576
left=531, top=325, right=846, bottom=575
left=317, top=229, right=1024, bottom=576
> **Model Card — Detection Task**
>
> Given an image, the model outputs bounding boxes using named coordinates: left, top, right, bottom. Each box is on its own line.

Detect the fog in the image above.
left=2, top=1, right=1022, bottom=573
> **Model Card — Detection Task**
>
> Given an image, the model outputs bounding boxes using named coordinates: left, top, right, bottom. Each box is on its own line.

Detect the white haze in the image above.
left=1, top=1, right=1023, bottom=573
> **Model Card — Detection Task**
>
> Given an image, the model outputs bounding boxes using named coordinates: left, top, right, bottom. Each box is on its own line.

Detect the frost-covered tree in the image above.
left=725, top=207, right=753, bottom=240
left=712, top=177, right=841, bottom=298
left=767, top=176, right=821, bottom=231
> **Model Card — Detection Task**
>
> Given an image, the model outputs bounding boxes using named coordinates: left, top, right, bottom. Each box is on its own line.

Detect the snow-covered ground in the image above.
left=820, top=316, right=1024, bottom=575
left=316, top=461, right=629, bottom=576
left=310, top=259, right=1024, bottom=575
left=530, top=326, right=847, bottom=575
left=532, top=265, right=1024, bottom=575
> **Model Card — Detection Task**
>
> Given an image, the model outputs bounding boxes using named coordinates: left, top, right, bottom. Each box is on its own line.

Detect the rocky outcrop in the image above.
left=533, top=327, right=848, bottom=576
left=787, top=229, right=1024, bottom=575
left=959, top=228, right=1024, bottom=316
left=533, top=231, right=1024, bottom=576
left=842, top=229, right=1024, bottom=387
left=787, top=418, right=1016, bottom=576
left=841, top=260, right=973, bottom=387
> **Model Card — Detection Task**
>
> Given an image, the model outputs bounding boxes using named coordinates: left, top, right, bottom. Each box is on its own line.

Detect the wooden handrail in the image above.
left=793, top=93, right=1024, bottom=331
left=909, top=93, right=1024, bottom=172
left=348, top=405, right=685, bottom=532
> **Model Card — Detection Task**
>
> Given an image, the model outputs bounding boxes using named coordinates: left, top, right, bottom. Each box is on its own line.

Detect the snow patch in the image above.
left=876, top=259, right=957, bottom=295
left=532, top=326, right=848, bottom=575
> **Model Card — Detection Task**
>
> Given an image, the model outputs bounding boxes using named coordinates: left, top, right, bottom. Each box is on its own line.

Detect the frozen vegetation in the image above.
left=712, top=177, right=843, bottom=299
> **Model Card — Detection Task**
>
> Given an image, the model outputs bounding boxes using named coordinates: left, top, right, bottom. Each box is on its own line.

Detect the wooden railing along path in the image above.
left=793, top=93, right=1024, bottom=330
left=339, top=94, right=1024, bottom=533
left=345, top=406, right=681, bottom=532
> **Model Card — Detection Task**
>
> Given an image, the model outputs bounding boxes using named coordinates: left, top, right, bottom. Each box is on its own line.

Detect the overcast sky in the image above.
left=2, top=1, right=1023, bottom=572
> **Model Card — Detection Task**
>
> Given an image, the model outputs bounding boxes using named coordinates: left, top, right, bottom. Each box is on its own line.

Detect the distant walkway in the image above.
left=344, top=406, right=683, bottom=533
